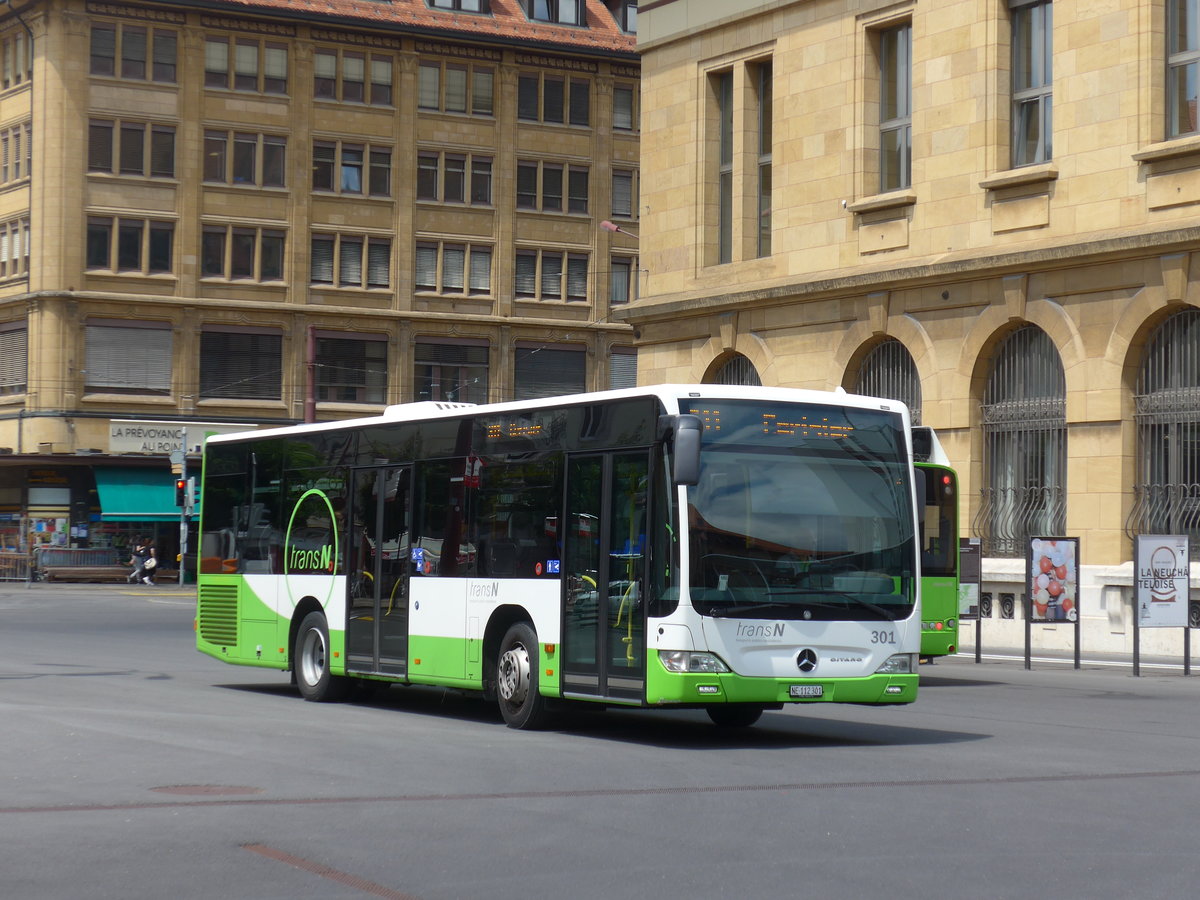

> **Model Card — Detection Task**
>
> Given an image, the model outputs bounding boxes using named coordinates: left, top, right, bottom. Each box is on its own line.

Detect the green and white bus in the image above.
left=195, top=385, right=923, bottom=729
left=913, top=428, right=960, bottom=659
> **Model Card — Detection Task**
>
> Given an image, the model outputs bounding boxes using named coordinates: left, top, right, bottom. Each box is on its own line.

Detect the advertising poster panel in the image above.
left=1027, top=537, right=1079, bottom=622
left=1135, top=535, right=1190, bottom=629
left=958, top=537, right=980, bottom=619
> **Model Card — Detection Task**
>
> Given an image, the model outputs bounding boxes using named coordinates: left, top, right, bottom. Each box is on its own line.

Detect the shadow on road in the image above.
left=214, top=679, right=987, bottom=750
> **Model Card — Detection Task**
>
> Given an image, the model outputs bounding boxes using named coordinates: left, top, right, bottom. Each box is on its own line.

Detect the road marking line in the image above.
left=242, top=843, right=419, bottom=900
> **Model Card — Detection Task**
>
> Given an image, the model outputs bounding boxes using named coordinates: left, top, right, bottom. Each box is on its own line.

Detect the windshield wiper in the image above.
left=778, top=588, right=900, bottom=620
left=707, top=602, right=795, bottom=618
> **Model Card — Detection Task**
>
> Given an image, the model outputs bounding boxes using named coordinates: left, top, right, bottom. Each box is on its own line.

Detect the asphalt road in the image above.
left=2, top=584, right=1199, bottom=899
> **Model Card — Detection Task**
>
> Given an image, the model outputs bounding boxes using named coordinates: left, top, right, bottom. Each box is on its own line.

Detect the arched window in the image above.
left=707, top=353, right=761, bottom=386
left=1127, top=308, right=1200, bottom=560
left=854, top=338, right=921, bottom=424
left=976, top=325, right=1066, bottom=557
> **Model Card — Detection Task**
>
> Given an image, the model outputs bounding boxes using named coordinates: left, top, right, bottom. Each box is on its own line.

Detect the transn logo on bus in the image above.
left=283, top=488, right=340, bottom=609
left=289, top=544, right=334, bottom=573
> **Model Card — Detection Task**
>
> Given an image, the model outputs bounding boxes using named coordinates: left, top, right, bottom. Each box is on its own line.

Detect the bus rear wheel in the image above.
left=496, top=621, right=549, bottom=730
left=294, top=611, right=349, bottom=702
left=706, top=704, right=764, bottom=728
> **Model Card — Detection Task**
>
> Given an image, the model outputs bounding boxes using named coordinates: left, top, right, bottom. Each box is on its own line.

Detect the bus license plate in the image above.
left=790, top=685, right=823, bottom=698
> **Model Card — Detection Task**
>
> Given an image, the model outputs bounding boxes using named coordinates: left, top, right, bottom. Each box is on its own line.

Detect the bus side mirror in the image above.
left=660, top=414, right=702, bottom=486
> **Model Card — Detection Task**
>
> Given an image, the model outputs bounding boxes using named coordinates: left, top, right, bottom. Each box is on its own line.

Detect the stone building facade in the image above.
left=0, top=0, right=638, bottom=564
left=625, top=0, right=1200, bottom=650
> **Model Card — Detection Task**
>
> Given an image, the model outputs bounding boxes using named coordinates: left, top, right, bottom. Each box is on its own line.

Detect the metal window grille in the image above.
left=854, top=338, right=922, bottom=424
left=974, top=325, right=1066, bottom=557
left=1126, top=308, right=1200, bottom=560
left=709, top=354, right=761, bottom=387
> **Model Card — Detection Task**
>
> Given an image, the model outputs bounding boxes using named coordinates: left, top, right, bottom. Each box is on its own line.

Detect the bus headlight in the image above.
left=875, top=653, right=917, bottom=675
left=659, top=651, right=731, bottom=674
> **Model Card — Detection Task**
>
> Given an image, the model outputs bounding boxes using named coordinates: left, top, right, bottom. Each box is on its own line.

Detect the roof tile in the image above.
left=192, top=0, right=638, bottom=56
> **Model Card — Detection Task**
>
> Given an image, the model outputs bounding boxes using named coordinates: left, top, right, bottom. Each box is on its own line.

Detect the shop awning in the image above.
left=94, top=468, right=184, bottom=522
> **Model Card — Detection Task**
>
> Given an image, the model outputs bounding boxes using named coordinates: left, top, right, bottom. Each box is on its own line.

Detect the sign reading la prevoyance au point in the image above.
left=109, top=420, right=257, bottom=455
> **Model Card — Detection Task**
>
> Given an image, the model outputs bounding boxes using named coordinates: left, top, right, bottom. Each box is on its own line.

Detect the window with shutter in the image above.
left=414, top=340, right=489, bottom=403
left=91, top=25, right=116, bottom=76
left=442, top=245, right=466, bottom=292
left=543, top=77, right=564, bottom=123
left=87, top=219, right=110, bottom=269
left=542, top=164, right=563, bottom=211
left=89, top=121, right=114, bottom=172
left=117, top=220, right=142, bottom=270
left=568, top=167, right=588, bottom=213
left=444, top=155, right=466, bottom=202
left=469, top=247, right=491, bottom=294
left=367, top=239, right=390, bottom=288
left=541, top=253, right=562, bottom=298
left=119, top=123, right=144, bottom=175
left=313, top=143, right=335, bottom=191
left=311, top=235, right=335, bottom=284
left=232, top=133, right=255, bottom=183
left=515, top=346, right=585, bottom=400
left=419, top=64, right=440, bottom=109
left=205, top=38, right=228, bottom=87
left=342, top=53, right=365, bottom=103
left=0, top=324, right=26, bottom=394
left=263, top=136, right=286, bottom=187
left=148, top=222, right=173, bottom=273
left=472, top=69, right=494, bottom=115
left=85, top=322, right=172, bottom=393
left=369, top=149, right=390, bottom=196
left=340, top=237, right=362, bottom=286
left=446, top=66, right=468, bottom=112
left=147, top=127, right=174, bottom=178
left=200, top=330, right=282, bottom=400
left=515, top=252, right=537, bottom=297
left=234, top=41, right=258, bottom=91
left=613, top=85, right=635, bottom=130
left=569, top=79, right=590, bottom=126
left=516, top=162, right=538, bottom=208
left=610, top=349, right=637, bottom=390
left=566, top=254, right=588, bottom=301
left=418, top=153, right=439, bottom=200
left=415, top=243, right=438, bottom=290
left=471, top=158, right=492, bottom=204
left=315, top=50, right=337, bottom=99
left=371, top=58, right=393, bottom=105
left=203, top=132, right=226, bottom=181
left=121, top=26, right=147, bottom=79
left=152, top=31, right=177, bottom=82
left=612, top=171, right=633, bottom=217
left=610, top=257, right=632, bottom=304
left=518, top=75, right=539, bottom=120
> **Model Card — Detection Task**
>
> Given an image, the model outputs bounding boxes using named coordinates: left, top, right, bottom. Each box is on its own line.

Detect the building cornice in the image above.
left=615, top=224, right=1200, bottom=325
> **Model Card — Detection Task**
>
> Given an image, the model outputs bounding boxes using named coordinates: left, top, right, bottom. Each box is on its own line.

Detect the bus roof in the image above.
left=202, top=384, right=915, bottom=447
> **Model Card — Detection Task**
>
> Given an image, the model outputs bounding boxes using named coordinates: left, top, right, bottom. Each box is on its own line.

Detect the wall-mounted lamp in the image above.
left=600, top=220, right=638, bottom=239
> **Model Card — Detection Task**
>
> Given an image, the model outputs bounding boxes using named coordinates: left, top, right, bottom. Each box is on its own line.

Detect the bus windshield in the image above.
left=919, top=464, right=958, bottom=577
left=684, top=401, right=916, bottom=621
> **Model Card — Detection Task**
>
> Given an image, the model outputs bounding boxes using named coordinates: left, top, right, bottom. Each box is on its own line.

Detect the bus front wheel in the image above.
left=706, top=704, right=764, bottom=728
left=294, top=611, right=349, bottom=702
left=496, top=621, right=549, bottom=730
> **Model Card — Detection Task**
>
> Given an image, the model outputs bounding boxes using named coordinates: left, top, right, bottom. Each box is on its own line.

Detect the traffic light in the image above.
left=175, top=478, right=187, bottom=507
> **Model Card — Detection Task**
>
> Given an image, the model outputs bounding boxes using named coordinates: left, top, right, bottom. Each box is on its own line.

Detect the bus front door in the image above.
left=562, top=452, right=648, bottom=702
left=346, top=466, right=411, bottom=677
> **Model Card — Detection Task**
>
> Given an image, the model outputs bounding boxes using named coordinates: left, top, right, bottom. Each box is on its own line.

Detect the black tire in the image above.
left=294, top=611, right=350, bottom=702
left=706, top=704, right=764, bottom=728
left=495, top=621, right=550, bottom=729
